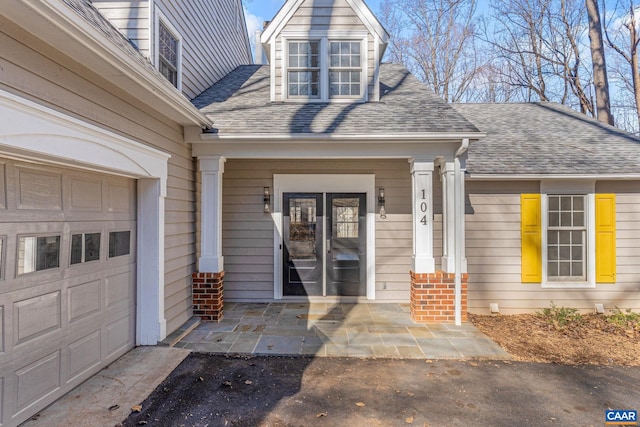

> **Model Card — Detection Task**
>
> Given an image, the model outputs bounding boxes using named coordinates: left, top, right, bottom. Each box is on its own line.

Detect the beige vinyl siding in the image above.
left=466, top=180, right=640, bottom=314
left=154, top=0, right=252, bottom=99
left=0, top=18, right=196, bottom=334
left=222, top=159, right=416, bottom=302
left=92, top=0, right=151, bottom=56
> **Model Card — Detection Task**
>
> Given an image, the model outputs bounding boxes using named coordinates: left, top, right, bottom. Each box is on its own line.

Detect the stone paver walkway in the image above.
left=172, top=303, right=510, bottom=360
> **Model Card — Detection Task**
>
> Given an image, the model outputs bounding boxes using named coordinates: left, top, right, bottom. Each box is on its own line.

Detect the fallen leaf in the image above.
left=137, top=421, right=148, bottom=425
left=316, top=412, right=328, bottom=418
left=469, top=362, right=479, bottom=367
left=131, top=405, right=142, bottom=413
left=244, top=380, right=253, bottom=385
left=406, top=417, right=414, bottom=423
left=222, top=381, right=232, bottom=387
left=355, top=402, right=366, bottom=407
left=108, top=404, right=120, bottom=411
left=198, top=377, right=204, bottom=382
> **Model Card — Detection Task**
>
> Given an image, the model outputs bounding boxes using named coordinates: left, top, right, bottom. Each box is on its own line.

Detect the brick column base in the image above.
left=192, top=271, right=224, bottom=322
left=410, top=271, right=468, bottom=323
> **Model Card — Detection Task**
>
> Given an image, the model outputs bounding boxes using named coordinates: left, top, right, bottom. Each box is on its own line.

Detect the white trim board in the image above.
left=273, top=174, right=376, bottom=300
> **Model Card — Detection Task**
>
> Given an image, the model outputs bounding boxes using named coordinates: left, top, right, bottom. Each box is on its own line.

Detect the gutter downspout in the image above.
left=454, top=138, right=469, bottom=326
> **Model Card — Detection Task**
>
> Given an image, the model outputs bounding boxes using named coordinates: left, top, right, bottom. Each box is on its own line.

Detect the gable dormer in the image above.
left=260, top=0, right=389, bottom=103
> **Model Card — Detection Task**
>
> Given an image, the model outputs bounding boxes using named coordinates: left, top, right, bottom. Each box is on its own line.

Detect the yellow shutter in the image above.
left=595, top=194, right=616, bottom=283
left=521, top=194, right=542, bottom=283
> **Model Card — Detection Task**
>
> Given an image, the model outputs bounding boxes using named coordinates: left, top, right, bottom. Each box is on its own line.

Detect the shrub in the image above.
left=606, top=307, right=640, bottom=327
left=537, top=302, right=583, bottom=328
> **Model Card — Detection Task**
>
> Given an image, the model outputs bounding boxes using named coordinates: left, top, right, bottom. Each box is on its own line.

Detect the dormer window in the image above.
left=284, top=36, right=366, bottom=102
left=288, top=41, right=320, bottom=98
left=329, top=41, right=361, bottom=97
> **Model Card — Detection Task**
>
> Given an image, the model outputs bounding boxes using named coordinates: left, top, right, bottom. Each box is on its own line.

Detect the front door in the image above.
left=283, top=193, right=366, bottom=297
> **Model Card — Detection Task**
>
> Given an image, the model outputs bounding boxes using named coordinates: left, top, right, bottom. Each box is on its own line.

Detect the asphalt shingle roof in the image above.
left=192, top=63, right=480, bottom=136
left=455, top=102, right=640, bottom=176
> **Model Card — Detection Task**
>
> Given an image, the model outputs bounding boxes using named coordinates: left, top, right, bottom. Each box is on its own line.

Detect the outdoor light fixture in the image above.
left=263, top=187, right=271, bottom=213
left=378, top=187, right=387, bottom=219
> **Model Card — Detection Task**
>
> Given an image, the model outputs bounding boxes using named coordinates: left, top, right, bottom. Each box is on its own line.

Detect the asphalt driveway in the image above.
left=122, top=354, right=639, bottom=427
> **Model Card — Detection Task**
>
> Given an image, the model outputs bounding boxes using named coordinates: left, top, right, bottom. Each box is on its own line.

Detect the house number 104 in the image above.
left=419, top=189, right=428, bottom=225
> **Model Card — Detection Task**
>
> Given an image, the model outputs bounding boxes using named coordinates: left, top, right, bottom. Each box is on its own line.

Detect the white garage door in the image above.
left=0, top=159, right=137, bottom=426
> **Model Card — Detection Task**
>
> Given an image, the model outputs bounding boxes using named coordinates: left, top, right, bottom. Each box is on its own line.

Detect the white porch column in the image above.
left=199, top=156, right=226, bottom=272
left=410, top=159, right=435, bottom=273
left=440, top=161, right=467, bottom=273
left=137, top=178, right=166, bottom=345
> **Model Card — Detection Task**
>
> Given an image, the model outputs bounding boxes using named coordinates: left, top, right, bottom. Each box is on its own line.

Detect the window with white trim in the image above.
left=329, top=41, right=362, bottom=97
left=546, top=195, right=586, bottom=281
left=159, top=21, right=179, bottom=88
left=287, top=41, right=320, bottom=98
left=285, top=37, right=365, bottom=101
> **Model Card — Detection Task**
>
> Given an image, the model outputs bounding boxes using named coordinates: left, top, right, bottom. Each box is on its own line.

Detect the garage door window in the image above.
left=17, top=235, right=61, bottom=275
left=109, top=231, right=131, bottom=258
left=71, top=233, right=101, bottom=265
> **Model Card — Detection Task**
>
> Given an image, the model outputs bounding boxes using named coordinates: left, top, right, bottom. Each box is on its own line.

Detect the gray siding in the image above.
left=92, top=0, right=151, bottom=56
left=466, top=180, right=640, bottom=314
left=0, top=17, right=196, bottom=334
left=222, top=159, right=419, bottom=302
left=94, top=0, right=252, bottom=99
left=154, top=0, right=252, bottom=99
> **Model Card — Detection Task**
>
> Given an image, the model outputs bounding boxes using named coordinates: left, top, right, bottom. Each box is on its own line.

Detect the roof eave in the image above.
left=3, top=0, right=212, bottom=128
left=467, top=173, right=640, bottom=180
left=193, top=132, right=486, bottom=142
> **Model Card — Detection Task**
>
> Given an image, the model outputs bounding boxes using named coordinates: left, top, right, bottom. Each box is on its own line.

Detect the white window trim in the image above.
left=273, top=174, right=376, bottom=300
left=154, top=8, right=183, bottom=91
left=281, top=31, right=368, bottom=103
left=540, top=180, right=596, bottom=289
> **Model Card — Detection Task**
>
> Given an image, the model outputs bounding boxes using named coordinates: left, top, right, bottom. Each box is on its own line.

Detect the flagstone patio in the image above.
left=168, top=303, right=510, bottom=360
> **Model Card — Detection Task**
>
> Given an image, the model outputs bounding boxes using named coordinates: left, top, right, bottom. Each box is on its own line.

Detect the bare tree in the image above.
left=603, top=0, right=640, bottom=130
left=380, top=0, right=480, bottom=102
left=586, top=0, right=615, bottom=124
left=482, top=0, right=595, bottom=112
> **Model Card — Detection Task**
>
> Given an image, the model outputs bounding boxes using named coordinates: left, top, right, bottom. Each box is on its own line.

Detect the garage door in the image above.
left=0, top=159, right=136, bottom=426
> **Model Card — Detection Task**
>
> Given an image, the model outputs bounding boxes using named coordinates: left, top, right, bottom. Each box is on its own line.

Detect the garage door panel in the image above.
left=68, top=280, right=101, bottom=324
left=108, top=181, right=134, bottom=214
left=14, top=291, right=61, bottom=346
left=105, top=270, right=134, bottom=311
left=15, top=167, right=62, bottom=211
left=14, top=350, right=60, bottom=415
left=67, top=331, right=101, bottom=384
left=69, top=177, right=102, bottom=212
left=105, top=314, right=132, bottom=359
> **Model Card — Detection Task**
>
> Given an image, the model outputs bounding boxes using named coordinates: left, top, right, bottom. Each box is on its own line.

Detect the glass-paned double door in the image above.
left=283, top=193, right=366, bottom=297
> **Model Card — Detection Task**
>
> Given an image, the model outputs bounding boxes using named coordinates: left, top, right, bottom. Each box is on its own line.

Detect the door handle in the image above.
left=327, top=239, right=331, bottom=253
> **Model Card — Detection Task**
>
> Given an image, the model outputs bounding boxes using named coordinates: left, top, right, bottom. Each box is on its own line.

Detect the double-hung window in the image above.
left=521, top=190, right=617, bottom=287
left=546, top=195, right=586, bottom=281
left=285, top=37, right=365, bottom=101
left=159, top=21, right=179, bottom=88
left=288, top=41, right=320, bottom=98
left=329, top=41, right=362, bottom=98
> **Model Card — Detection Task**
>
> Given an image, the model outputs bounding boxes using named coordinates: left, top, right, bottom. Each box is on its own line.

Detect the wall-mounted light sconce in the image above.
left=378, top=187, right=387, bottom=219
left=264, top=187, right=271, bottom=213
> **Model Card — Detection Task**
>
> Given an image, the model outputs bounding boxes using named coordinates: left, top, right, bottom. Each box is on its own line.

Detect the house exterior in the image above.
left=0, top=0, right=250, bottom=425
left=0, top=0, right=639, bottom=424
left=186, top=0, right=640, bottom=326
